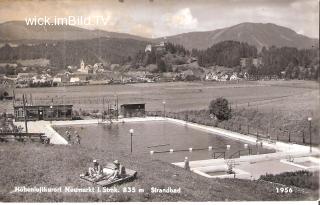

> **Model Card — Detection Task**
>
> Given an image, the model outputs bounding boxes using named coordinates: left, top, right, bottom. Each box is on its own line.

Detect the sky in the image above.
left=0, top=0, right=319, bottom=38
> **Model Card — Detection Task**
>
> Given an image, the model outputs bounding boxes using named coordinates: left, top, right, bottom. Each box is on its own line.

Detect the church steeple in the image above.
left=80, top=60, right=85, bottom=70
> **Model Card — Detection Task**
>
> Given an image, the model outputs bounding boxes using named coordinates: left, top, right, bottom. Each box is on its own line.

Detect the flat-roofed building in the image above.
left=14, top=104, right=73, bottom=121
left=120, top=103, right=145, bottom=118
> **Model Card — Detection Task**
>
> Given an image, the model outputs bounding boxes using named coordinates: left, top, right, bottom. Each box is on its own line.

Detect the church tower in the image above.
left=80, top=60, right=85, bottom=71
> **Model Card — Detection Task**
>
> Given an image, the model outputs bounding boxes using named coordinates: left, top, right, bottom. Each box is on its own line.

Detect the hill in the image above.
left=0, top=21, right=148, bottom=42
left=0, top=37, right=150, bottom=67
left=159, top=22, right=319, bottom=50
left=0, top=21, right=318, bottom=51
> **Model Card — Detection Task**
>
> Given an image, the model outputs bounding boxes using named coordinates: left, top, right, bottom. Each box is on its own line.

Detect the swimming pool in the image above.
left=56, top=120, right=275, bottom=163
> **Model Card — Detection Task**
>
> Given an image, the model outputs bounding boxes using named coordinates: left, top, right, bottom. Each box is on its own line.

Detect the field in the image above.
left=2, top=80, right=318, bottom=114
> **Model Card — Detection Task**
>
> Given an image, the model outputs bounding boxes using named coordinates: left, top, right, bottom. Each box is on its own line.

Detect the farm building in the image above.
left=120, top=103, right=145, bottom=117
left=0, top=78, right=14, bottom=100
left=0, top=87, right=13, bottom=100
left=14, top=104, right=73, bottom=121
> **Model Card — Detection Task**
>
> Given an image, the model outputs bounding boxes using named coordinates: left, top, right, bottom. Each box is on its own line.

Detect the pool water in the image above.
left=206, top=171, right=229, bottom=176
left=57, top=120, right=275, bottom=163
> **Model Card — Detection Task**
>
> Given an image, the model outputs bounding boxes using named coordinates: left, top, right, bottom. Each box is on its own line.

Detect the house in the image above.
left=17, top=73, right=37, bottom=80
left=238, top=71, right=249, bottom=80
left=219, top=74, right=229, bottom=81
left=0, top=63, right=17, bottom=68
left=93, top=63, right=104, bottom=74
left=240, top=57, right=262, bottom=68
left=161, top=72, right=176, bottom=81
left=52, top=77, right=62, bottom=83
left=153, top=42, right=166, bottom=52
left=71, top=73, right=88, bottom=82
left=70, top=77, right=80, bottom=83
left=145, top=44, right=152, bottom=53
left=240, top=58, right=251, bottom=68
left=205, top=72, right=218, bottom=81
left=229, top=73, right=239, bottom=81
left=16, top=72, right=36, bottom=86
left=54, top=73, right=70, bottom=84
left=252, top=58, right=262, bottom=67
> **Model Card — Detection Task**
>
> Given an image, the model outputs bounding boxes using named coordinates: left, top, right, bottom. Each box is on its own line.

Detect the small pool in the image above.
left=56, top=120, right=275, bottom=163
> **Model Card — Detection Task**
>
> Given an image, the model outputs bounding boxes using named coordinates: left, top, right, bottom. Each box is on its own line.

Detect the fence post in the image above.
left=302, top=131, right=305, bottom=144
left=288, top=132, right=291, bottom=142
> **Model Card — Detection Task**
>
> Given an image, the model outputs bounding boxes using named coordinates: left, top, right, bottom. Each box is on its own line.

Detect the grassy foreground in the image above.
left=0, top=143, right=318, bottom=202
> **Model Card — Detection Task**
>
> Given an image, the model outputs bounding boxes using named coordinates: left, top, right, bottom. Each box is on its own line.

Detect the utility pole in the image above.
left=116, top=95, right=119, bottom=120
left=30, top=93, right=33, bottom=105
left=22, top=94, right=28, bottom=133
left=308, top=117, right=312, bottom=153
left=102, top=96, right=105, bottom=121
left=12, top=89, right=15, bottom=107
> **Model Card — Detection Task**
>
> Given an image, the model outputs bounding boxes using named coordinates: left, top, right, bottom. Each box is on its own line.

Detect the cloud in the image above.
left=130, top=23, right=153, bottom=37
left=0, top=0, right=318, bottom=38
left=163, top=8, right=198, bottom=30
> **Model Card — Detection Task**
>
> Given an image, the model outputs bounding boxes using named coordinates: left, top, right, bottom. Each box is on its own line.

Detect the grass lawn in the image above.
left=0, top=143, right=318, bottom=202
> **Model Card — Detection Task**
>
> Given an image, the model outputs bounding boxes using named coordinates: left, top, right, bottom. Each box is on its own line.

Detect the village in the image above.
left=0, top=41, right=282, bottom=95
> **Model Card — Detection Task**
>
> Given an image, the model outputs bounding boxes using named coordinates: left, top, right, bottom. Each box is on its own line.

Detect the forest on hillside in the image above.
left=0, top=37, right=148, bottom=68
left=192, top=41, right=319, bottom=80
left=0, top=38, right=318, bottom=80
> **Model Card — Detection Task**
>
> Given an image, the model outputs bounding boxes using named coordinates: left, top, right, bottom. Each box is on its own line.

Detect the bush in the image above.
left=260, top=171, right=319, bottom=190
left=209, top=97, right=232, bottom=121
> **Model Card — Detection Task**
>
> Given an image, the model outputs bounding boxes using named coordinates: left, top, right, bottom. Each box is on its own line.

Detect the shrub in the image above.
left=260, top=171, right=319, bottom=190
left=209, top=97, right=232, bottom=121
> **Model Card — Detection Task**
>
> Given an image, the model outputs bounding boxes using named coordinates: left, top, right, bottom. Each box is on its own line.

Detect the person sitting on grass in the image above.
left=106, top=160, right=121, bottom=181
left=88, top=159, right=104, bottom=180
left=74, top=131, right=81, bottom=144
left=66, top=130, right=71, bottom=142
left=83, top=160, right=124, bottom=182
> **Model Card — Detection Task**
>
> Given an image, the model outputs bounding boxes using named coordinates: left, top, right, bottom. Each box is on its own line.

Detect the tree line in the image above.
left=192, top=41, right=258, bottom=67
left=192, top=40, right=319, bottom=80
left=0, top=38, right=146, bottom=68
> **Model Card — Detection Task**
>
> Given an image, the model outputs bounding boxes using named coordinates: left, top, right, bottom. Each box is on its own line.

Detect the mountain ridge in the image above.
left=157, top=22, right=318, bottom=50
left=0, top=21, right=318, bottom=50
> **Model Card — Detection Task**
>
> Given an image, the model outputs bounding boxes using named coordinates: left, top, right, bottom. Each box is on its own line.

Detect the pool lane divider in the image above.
left=147, top=143, right=170, bottom=148
left=150, top=146, right=230, bottom=154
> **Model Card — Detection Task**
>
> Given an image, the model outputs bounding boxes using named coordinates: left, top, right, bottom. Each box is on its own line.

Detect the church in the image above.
left=77, top=60, right=89, bottom=73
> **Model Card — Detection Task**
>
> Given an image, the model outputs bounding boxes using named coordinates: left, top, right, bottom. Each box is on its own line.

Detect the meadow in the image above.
left=4, top=80, right=318, bottom=115
left=0, top=143, right=317, bottom=202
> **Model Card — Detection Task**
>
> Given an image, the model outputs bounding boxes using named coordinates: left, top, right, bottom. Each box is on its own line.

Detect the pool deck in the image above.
left=14, top=117, right=319, bottom=179
left=14, top=117, right=319, bottom=153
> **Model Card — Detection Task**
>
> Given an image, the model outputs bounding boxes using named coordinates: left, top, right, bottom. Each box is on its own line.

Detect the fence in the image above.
left=145, top=110, right=315, bottom=146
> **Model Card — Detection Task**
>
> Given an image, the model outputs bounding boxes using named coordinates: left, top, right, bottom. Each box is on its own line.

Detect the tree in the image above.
left=157, top=58, right=166, bottom=72
left=209, top=97, right=232, bottom=121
